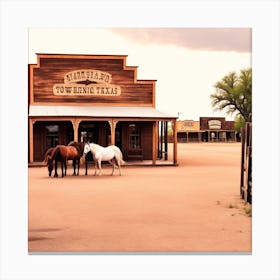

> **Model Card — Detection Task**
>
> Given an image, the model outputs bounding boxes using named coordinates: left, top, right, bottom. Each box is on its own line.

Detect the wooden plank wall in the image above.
left=30, top=55, right=155, bottom=106
left=33, top=122, right=46, bottom=161
left=33, top=121, right=74, bottom=161
left=141, top=125, right=153, bottom=159
left=120, top=122, right=153, bottom=160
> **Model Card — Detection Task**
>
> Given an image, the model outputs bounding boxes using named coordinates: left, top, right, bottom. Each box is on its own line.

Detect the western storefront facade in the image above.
left=177, top=117, right=236, bottom=143
left=200, top=117, right=236, bottom=142
left=177, top=120, right=201, bottom=143
left=28, top=54, right=178, bottom=165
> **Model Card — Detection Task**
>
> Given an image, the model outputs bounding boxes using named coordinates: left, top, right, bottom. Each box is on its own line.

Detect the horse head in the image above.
left=83, top=142, right=91, bottom=155
left=47, top=156, right=53, bottom=176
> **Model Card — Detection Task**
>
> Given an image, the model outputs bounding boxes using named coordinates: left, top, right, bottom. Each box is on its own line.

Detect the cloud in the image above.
left=110, top=28, right=251, bottom=53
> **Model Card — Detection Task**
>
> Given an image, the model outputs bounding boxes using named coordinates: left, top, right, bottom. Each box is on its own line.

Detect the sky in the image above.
left=29, top=28, right=251, bottom=121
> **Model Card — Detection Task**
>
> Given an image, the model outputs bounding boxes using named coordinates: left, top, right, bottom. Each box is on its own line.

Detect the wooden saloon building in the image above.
left=177, top=117, right=236, bottom=143
left=28, top=54, right=178, bottom=165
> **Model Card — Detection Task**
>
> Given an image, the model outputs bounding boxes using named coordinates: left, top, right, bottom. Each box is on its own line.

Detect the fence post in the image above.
left=240, top=127, right=245, bottom=198
left=240, top=123, right=252, bottom=204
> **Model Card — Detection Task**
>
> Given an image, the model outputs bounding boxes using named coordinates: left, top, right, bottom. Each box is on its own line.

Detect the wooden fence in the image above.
left=240, top=122, right=252, bottom=203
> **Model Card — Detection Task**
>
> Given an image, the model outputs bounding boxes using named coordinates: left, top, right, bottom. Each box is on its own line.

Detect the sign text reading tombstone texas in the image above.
left=53, top=69, right=121, bottom=96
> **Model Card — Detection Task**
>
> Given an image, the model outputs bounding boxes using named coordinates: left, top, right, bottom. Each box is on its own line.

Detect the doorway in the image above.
left=78, top=121, right=110, bottom=146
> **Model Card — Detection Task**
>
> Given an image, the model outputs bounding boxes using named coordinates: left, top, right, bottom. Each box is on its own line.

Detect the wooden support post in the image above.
left=240, top=127, right=245, bottom=198
left=164, top=121, right=168, bottom=160
left=71, top=119, right=81, bottom=142
left=108, top=119, right=118, bottom=146
left=159, top=121, right=164, bottom=158
left=152, top=121, right=158, bottom=165
left=172, top=119, right=178, bottom=165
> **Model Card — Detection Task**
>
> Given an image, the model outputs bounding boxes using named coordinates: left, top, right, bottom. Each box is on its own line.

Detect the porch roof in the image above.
left=29, top=105, right=177, bottom=119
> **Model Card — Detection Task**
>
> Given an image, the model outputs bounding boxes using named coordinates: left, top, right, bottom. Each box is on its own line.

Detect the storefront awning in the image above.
left=29, top=105, right=177, bottom=119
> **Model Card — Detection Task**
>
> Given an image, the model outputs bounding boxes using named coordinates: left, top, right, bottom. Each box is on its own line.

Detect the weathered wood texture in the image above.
left=30, top=55, right=155, bottom=106
left=120, top=122, right=153, bottom=160
left=33, top=121, right=73, bottom=161
left=240, top=122, right=252, bottom=204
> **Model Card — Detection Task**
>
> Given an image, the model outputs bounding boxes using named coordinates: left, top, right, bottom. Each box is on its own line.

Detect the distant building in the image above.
left=177, top=117, right=236, bottom=142
left=177, top=120, right=201, bottom=142
left=200, top=117, right=236, bottom=142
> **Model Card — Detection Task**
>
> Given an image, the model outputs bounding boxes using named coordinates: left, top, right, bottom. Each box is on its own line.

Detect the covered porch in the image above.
left=28, top=105, right=178, bottom=166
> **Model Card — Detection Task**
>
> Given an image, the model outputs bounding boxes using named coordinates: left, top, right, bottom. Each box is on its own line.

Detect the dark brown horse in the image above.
left=43, top=147, right=54, bottom=176
left=67, top=141, right=95, bottom=176
left=85, top=149, right=94, bottom=176
left=67, top=141, right=85, bottom=176
left=47, top=144, right=82, bottom=178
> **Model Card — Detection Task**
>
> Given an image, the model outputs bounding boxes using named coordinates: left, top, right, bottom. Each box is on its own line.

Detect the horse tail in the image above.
left=119, top=151, right=125, bottom=165
left=114, top=148, right=125, bottom=165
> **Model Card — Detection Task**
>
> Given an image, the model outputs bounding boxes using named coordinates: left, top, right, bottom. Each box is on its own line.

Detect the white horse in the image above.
left=83, top=142, right=125, bottom=176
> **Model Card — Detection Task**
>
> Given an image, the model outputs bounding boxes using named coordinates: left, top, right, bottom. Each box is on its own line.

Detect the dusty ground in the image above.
left=28, top=143, right=251, bottom=253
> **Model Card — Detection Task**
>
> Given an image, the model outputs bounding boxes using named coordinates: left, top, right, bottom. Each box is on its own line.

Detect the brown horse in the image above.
left=47, top=145, right=82, bottom=178
left=67, top=141, right=96, bottom=176
left=67, top=141, right=85, bottom=176
left=43, top=147, right=54, bottom=176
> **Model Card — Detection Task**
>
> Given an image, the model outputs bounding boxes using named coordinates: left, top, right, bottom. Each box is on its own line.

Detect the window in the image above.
left=46, top=125, right=59, bottom=148
left=128, top=124, right=141, bottom=149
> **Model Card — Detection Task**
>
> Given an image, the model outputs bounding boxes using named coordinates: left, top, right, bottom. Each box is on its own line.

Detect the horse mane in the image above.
left=89, top=142, right=101, bottom=149
left=68, top=141, right=85, bottom=156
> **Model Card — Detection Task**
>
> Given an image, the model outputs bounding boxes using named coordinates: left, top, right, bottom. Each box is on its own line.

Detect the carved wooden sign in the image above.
left=208, top=120, right=222, bottom=129
left=53, top=69, right=121, bottom=96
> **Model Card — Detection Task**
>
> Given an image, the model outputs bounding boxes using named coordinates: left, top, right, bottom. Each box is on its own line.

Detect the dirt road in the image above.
left=28, top=143, right=251, bottom=252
